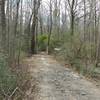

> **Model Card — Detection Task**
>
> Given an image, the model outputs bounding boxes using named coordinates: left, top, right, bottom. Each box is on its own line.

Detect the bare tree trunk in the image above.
left=47, top=0, right=52, bottom=54
left=31, top=0, right=41, bottom=54
left=17, top=0, right=23, bottom=65
left=68, top=0, right=76, bottom=36
left=0, top=0, right=6, bottom=50
left=84, top=0, right=86, bottom=41
left=39, top=13, right=43, bottom=35
left=6, top=0, right=10, bottom=53
left=11, top=0, right=20, bottom=66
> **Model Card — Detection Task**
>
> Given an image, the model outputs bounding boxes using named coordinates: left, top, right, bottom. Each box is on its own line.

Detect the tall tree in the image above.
left=47, top=0, right=53, bottom=54
left=67, top=0, right=77, bottom=36
left=0, top=0, right=6, bottom=50
left=31, top=0, right=41, bottom=54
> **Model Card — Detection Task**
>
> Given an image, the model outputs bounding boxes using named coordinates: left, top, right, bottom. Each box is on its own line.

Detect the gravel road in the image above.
left=25, top=54, right=100, bottom=100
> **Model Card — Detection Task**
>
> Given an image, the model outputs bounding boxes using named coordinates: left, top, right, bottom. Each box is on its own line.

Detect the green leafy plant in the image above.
left=38, top=34, right=48, bottom=51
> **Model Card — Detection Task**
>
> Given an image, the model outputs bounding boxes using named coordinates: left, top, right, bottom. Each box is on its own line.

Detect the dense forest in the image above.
left=0, top=0, right=100, bottom=99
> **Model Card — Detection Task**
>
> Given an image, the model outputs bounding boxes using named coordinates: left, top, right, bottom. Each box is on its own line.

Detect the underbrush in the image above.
left=12, top=61, right=32, bottom=100
left=0, top=53, right=31, bottom=99
left=50, top=32, right=99, bottom=78
left=0, top=53, right=17, bottom=99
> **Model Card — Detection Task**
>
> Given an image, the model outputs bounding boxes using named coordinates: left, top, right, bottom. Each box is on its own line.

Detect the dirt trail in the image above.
left=24, top=54, right=100, bottom=100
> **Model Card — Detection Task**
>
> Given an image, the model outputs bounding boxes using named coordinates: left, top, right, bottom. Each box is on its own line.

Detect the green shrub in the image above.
left=38, top=34, right=48, bottom=51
